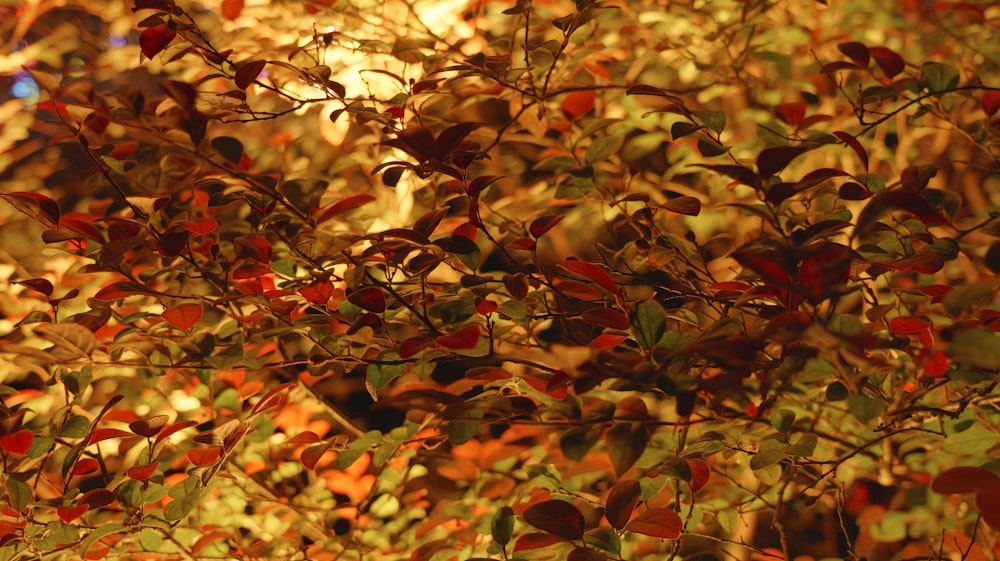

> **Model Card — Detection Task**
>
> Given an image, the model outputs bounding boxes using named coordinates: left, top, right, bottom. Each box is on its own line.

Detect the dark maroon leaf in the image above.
left=140, top=25, right=176, bottom=58
left=513, top=533, right=564, bottom=552
left=662, top=196, right=701, bottom=216
left=413, top=208, right=447, bottom=238
left=436, top=122, right=480, bottom=161
left=757, top=145, right=812, bottom=178
left=129, top=415, right=169, bottom=438
left=157, top=228, right=190, bottom=257
left=235, top=59, right=267, bottom=90
left=79, top=489, right=116, bottom=510
left=435, top=324, right=481, bottom=350
left=384, top=127, right=437, bottom=163
left=870, top=46, right=905, bottom=78
left=932, top=466, right=1000, bottom=494
left=580, top=308, right=631, bottom=330
left=15, top=278, right=54, bottom=298
left=607, top=422, right=649, bottom=476
left=839, top=182, right=873, bottom=200
left=833, top=131, right=869, bottom=170
left=347, top=287, right=386, bottom=313
left=316, top=194, right=375, bottom=223
left=838, top=42, right=870, bottom=66
left=529, top=214, right=564, bottom=238
left=695, top=164, right=758, bottom=188
left=605, top=480, right=641, bottom=530
left=522, top=500, right=585, bottom=540
left=900, top=165, right=937, bottom=191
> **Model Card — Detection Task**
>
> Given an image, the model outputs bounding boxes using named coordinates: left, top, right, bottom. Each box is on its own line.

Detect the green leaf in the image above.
left=607, top=422, right=649, bottom=476
left=448, top=411, right=482, bottom=445
left=372, top=440, right=401, bottom=466
left=919, top=61, right=960, bottom=92
left=586, top=135, right=625, bottom=165
left=950, top=329, right=1000, bottom=370
left=630, top=299, right=666, bottom=350
left=943, top=281, right=994, bottom=316
left=826, top=381, right=848, bottom=401
left=749, top=439, right=786, bottom=470
left=366, top=358, right=405, bottom=397
left=60, top=415, right=92, bottom=439
left=164, top=477, right=201, bottom=521
left=847, top=393, right=886, bottom=423
left=769, top=409, right=795, bottom=434
left=560, top=425, right=604, bottom=460
left=784, top=433, right=817, bottom=457
left=697, top=138, right=728, bottom=157
left=491, top=506, right=515, bottom=546
left=6, top=478, right=31, bottom=512
left=80, top=523, right=125, bottom=557
left=693, top=110, right=726, bottom=134
left=670, top=122, right=702, bottom=141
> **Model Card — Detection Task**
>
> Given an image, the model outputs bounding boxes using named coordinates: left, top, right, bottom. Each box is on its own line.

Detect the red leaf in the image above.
left=924, top=350, right=949, bottom=378
left=250, top=382, right=296, bottom=416
left=869, top=46, right=905, bottom=78
left=559, top=260, right=619, bottom=295
left=72, top=458, right=100, bottom=476
left=0, top=430, right=33, bottom=455
left=581, top=308, right=631, bottom=330
left=436, top=325, right=481, bottom=350
left=605, top=480, right=641, bottom=530
left=624, top=507, right=683, bottom=539
left=187, top=447, right=221, bottom=467
left=400, top=335, right=436, bottom=358
left=1, top=191, right=61, bottom=226
left=454, top=222, right=478, bottom=241
left=687, top=459, right=711, bottom=492
left=798, top=243, right=853, bottom=302
left=348, top=287, right=386, bottom=313
left=316, top=194, right=376, bottom=223
left=232, top=264, right=272, bottom=280
left=94, top=282, right=148, bottom=301
left=590, top=333, right=627, bottom=350
left=506, top=237, right=537, bottom=251
left=88, top=428, right=134, bottom=444
left=838, top=42, right=870, bottom=66
left=162, top=303, right=204, bottom=330
left=235, top=59, right=267, bottom=90
left=301, top=441, right=333, bottom=471
left=983, top=91, right=1000, bottom=117
left=561, top=90, right=595, bottom=119
left=127, top=462, right=159, bottom=481
left=931, top=466, right=1000, bottom=494
left=733, top=249, right=795, bottom=286
left=918, top=284, right=952, bottom=303
left=757, top=145, right=812, bottom=178
left=57, top=505, right=89, bottom=523
left=662, top=196, right=701, bottom=216
left=529, top=214, right=564, bottom=238
left=181, top=218, right=220, bottom=234
left=523, top=500, right=585, bottom=540
left=79, top=489, right=116, bottom=510
left=833, top=131, right=869, bottom=170
left=300, top=281, right=335, bottom=306
left=287, top=431, right=322, bottom=445
left=139, top=25, right=176, bottom=58
left=889, top=316, right=930, bottom=334
left=774, top=102, right=806, bottom=126
left=554, top=280, right=603, bottom=301
left=976, top=488, right=1000, bottom=531
left=513, top=533, right=565, bottom=552
left=476, top=299, right=499, bottom=315
left=221, top=0, right=243, bottom=20
left=466, top=367, right=512, bottom=381
left=155, top=420, right=197, bottom=446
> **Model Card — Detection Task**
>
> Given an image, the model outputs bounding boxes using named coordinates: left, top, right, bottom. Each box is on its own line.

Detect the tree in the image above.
left=2, top=0, right=1000, bottom=559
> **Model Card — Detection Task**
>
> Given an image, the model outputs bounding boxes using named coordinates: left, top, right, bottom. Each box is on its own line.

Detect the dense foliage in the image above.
left=2, top=0, right=1000, bottom=560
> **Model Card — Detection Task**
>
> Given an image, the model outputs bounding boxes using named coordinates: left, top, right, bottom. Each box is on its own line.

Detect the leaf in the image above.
left=530, top=214, right=564, bottom=238
left=624, top=507, right=682, bottom=539
left=79, top=523, right=124, bottom=558
left=140, top=25, right=176, bottom=58
left=630, top=300, right=665, bottom=349
left=586, top=135, right=625, bottom=165
left=15, top=278, right=54, bottom=298
left=607, top=422, right=649, bottom=476
left=57, top=505, right=89, bottom=523
left=0, top=430, right=33, bottom=455
left=94, top=281, right=150, bottom=300
left=562, top=90, right=595, bottom=119
left=235, top=59, right=267, bottom=90
left=839, top=182, right=873, bottom=200
left=580, top=308, right=630, bottom=330
left=670, top=122, right=702, bottom=140
left=774, top=102, right=806, bottom=126
left=348, top=287, right=386, bottom=313
left=932, top=467, right=1000, bottom=494
left=982, top=91, right=1000, bottom=117
left=976, top=488, right=1000, bottom=531
left=436, top=324, right=481, bottom=350
left=559, top=260, right=619, bottom=295
left=514, top=533, right=564, bottom=552
left=869, top=46, right=905, bottom=78
left=181, top=217, right=221, bottom=234
left=523, top=500, right=585, bottom=540
left=187, top=447, right=221, bottom=467
left=697, top=138, right=728, bottom=157
left=34, top=323, right=96, bottom=357
left=605, top=480, right=641, bottom=530
left=757, top=145, right=812, bottom=178
left=687, top=459, right=711, bottom=492
left=662, top=196, right=701, bottom=216
left=838, top=41, right=870, bottom=66
left=162, top=303, right=204, bottom=330
left=129, top=415, right=169, bottom=438
left=127, top=462, right=159, bottom=481
left=316, top=194, right=376, bottom=223
left=888, top=317, right=930, bottom=334
left=491, top=506, right=515, bottom=546
left=950, top=329, right=1000, bottom=370
left=833, top=131, right=869, bottom=170
left=919, top=61, right=959, bottom=91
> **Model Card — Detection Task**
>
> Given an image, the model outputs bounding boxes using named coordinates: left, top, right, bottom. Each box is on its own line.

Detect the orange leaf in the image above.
left=220, top=0, right=243, bottom=20
left=162, top=303, right=204, bottom=330
left=127, top=462, right=159, bottom=481
left=625, top=507, right=683, bottom=539
left=57, top=505, right=89, bottom=523
left=0, top=430, right=33, bottom=455
left=561, top=90, right=595, bottom=119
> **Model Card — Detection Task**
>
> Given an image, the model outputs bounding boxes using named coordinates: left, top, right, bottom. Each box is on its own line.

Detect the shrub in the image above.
left=1, top=1, right=1000, bottom=560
